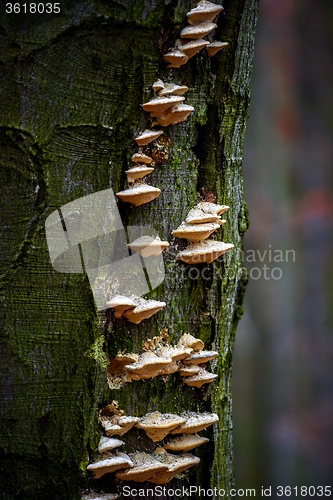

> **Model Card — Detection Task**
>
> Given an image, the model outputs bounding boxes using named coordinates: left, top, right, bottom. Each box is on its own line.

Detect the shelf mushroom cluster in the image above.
left=172, top=201, right=234, bottom=264
left=164, top=0, right=228, bottom=68
left=87, top=404, right=218, bottom=484
left=106, top=332, right=218, bottom=388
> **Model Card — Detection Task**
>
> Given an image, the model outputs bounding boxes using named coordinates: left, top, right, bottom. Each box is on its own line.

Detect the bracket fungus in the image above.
left=115, top=452, right=169, bottom=482
left=142, top=96, right=185, bottom=117
left=182, top=367, right=218, bottom=388
left=125, top=351, right=172, bottom=379
left=131, top=152, right=153, bottom=164
left=171, top=412, right=219, bottom=435
left=163, top=50, right=189, bottom=68
left=105, top=295, right=137, bottom=318
left=123, top=298, right=166, bottom=324
left=86, top=452, right=133, bottom=479
left=116, top=184, right=161, bottom=206
left=180, top=22, right=217, bottom=40
left=157, top=104, right=194, bottom=127
left=183, top=350, right=218, bottom=365
left=176, top=240, right=235, bottom=264
left=98, top=436, right=124, bottom=454
left=178, top=365, right=201, bottom=377
left=127, top=236, right=169, bottom=257
left=172, top=221, right=220, bottom=242
left=178, top=38, right=210, bottom=59
left=206, top=41, right=229, bottom=57
left=135, top=129, right=164, bottom=146
left=136, top=412, right=186, bottom=442
left=100, top=405, right=141, bottom=437
left=125, top=165, right=154, bottom=183
left=177, top=332, right=204, bottom=351
left=186, top=1, right=224, bottom=25
left=148, top=451, right=200, bottom=484
left=158, top=82, right=188, bottom=97
left=164, top=433, right=209, bottom=453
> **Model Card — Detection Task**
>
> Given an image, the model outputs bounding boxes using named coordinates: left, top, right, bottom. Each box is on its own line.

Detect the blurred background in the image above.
left=233, top=0, right=333, bottom=490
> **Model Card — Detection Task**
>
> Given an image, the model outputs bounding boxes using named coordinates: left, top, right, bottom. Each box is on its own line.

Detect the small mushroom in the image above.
left=105, top=295, right=137, bottom=318
left=177, top=333, right=204, bottom=351
left=180, top=22, right=217, bottom=40
left=135, top=129, right=164, bottom=146
left=115, top=452, right=169, bottom=482
left=158, top=82, right=188, bottom=96
left=157, top=104, right=195, bottom=127
left=131, top=152, right=153, bottom=164
left=98, top=436, right=124, bottom=454
left=172, top=221, right=220, bottom=242
left=125, top=165, right=154, bottom=183
left=206, top=41, right=229, bottom=57
left=142, top=96, right=185, bottom=117
left=123, top=298, right=166, bottom=324
left=163, top=50, right=189, bottom=68
left=185, top=204, right=228, bottom=224
left=100, top=406, right=140, bottom=437
left=171, top=412, right=219, bottom=434
left=186, top=1, right=224, bottom=25
left=86, top=452, right=133, bottom=479
left=127, top=236, right=169, bottom=257
left=179, top=39, right=210, bottom=59
left=114, top=353, right=139, bottom=364
left=136, top=412, right=186, bottom=442
left=116, top=184, right=161, bottom=206
left=178, top=365, right=201, bottom=377
left=182, top=368, right=218, bottom=388
left=176, top=240, right=234, bottom=264
left=156, top=345, right=192, bottom=362
left=152, top=79, right=165, bottom=93
left=125, top=351, right=172, bottom=379
left=164, top=433, right=209, bottom=452
left=183, top=350, right=218, bottom=365
left=199, top=201, right=230, bottom=216
left=148, top=451, right=200, bottom=484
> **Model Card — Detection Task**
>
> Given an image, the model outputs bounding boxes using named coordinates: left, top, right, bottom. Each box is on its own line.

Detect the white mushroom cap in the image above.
left=199, top=201, right=230, bottom=215
left=86, top=452, right=133, bottom=479
left=127, top=236, right=169, bottom=257
left=158, top=82, right=189, bottom=96
left=123, top=298, right=166, bottom=324
left=98, top=436, right=124, bottom=454
left=152, top=79, right=165, bottom=93
left=178, top=365, right=201, bottom=377
left=183, top=350, right=218, bottom=365
left=163, top=50, right=189, bottom=68
left=179, top=38, right=210, bottom=58
left=157, top=104, right=194, bottom=127
left=105, top=295, right=137, bottom=318
left=180, top=22, right=217, bottom=40
left=176, top=240, right=234, bottom=264
left=125, top=165, right=154, bottom=183
left=182, top=368, right=218, bottom=388
left=171, top=412, right=219, bottom=434
left=115, top=452, right=169, bottom=482
left=116, top=184, right=161, bottom=206
left=206, top=41, right=229, bottom=57
left=156, top=345, right=192, bottom=362
left=177, top=333, right=204, bottom=351
left=142, top=96, right=185, bottom=117
left=172, top=221, right=220, bottom=242
left=164, top=433, right=209, bottom=452
left=187, top=1, right=224, bottom=25
left=148, top=451, right=200, bottom=484
left=125, top=351, right=172, bottom=379
left=135, top=129, right=163, bottom=146
left=136, top=412, right=186, bottom=442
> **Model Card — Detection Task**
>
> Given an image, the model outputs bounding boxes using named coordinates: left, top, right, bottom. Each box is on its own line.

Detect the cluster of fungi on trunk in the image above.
left=86, top=1, right=233, bottom=495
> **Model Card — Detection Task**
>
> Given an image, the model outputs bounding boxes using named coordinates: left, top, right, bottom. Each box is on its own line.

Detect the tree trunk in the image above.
left=0, top=1, right=258, bottom=499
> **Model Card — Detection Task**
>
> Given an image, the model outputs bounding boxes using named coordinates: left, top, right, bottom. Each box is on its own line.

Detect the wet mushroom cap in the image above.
left=135, top=129, right=164, bottom=146
left=116, top=184, right=161, bottom=206
left=115, top=452, right=169, bottom=482
left=164, top=433, right=209, bottom=452
left=186, top=1, right=224, bottom=25
left=180, top=22, right=217, bottom=39
left=136, top=411, right=186, bottom=442
left=176, top=240, right=234, bottom=264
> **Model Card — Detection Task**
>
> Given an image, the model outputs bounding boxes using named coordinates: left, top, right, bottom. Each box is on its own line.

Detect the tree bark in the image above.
left=0, top=1, right=258, bottom=499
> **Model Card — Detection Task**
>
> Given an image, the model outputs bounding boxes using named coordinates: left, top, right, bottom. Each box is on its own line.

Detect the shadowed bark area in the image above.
left=0, top=1, right=258, bottom=499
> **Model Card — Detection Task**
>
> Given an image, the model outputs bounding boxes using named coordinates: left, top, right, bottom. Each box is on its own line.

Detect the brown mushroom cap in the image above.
left=131, top=152, right=153, bottom=164
left=142, top=96, right=185, bottom=117
left=100, top=413, right=140, bottom=437
left=163, top=50, right=189, bottom=68
left=176, top=240, right=234, bottom=264
left=183, top=368, right=218, bottom=388
left=171, top=412, right=219, bottom=434
left=185, top=209, right=223, bottom=225
left=159, top=82, right=189, bottom=96
left=136, top=411, right=186, bottom=442
left=135, top=129, right=163, bottom=146
left=156, top=345, right=192, bottom=362
left=114, top=353, right=139, bottom=364
left=125, top=351, right=172, bottom=379
left=148, top=451, right=200, bottom=484
left=127, top=236, right=169, bottom=257
left=115, top=452, right=169, bottom=482
left=98, top=436, right=124, bottom=454
left=180, top=22, right=217, bottom=40
left=123, top=298, right=166, bottom=324
left=157, top=104, right=194, bottom=127
left=164, top=433, right=209, bottom=452
left=105, top=295, right=137, bottom=318
left=125, top=165, right=154, bottom=183
left=179, top=38, right=210, bottom=58
left=116, top=184, right=161, bottom=206
left=177, top=333, right=204, bottom=351
left=178, top=365, right=201, bottom=377
left=187, top=1, right=224, bottom=25
left=200, top=201, right=230, bottom=215
left=172, top=221, right=220, bottom=242
left=183, top=350, right=218, bottom=365
left=152, top=79, right=165, bottom=93
left=206, top=41, right=229, bottom=57
left=86, top=452, right=133, bottom=479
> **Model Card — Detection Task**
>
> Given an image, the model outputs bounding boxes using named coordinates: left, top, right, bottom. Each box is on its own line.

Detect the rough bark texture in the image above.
left=0, top=1, right=258, bottom=499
